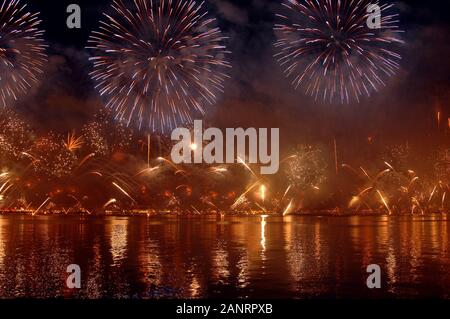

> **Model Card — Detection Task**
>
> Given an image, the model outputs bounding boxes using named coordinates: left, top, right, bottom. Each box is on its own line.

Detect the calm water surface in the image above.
left=0, top=214, right=449, bottom=299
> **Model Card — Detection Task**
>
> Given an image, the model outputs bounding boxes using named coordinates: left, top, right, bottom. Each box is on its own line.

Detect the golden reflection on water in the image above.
left=261, top=215, right=267, bottom=252
left=85, top=240, right=103, bottom=299
left=0, top=215, right=449, bottom=298
left=212, top=241, right=230, bottom=284
left=108, top=218, right=129, bottom=265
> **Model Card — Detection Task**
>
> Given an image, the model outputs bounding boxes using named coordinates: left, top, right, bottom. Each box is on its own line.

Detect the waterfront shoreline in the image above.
left=0, top=210, right=448, bottom=217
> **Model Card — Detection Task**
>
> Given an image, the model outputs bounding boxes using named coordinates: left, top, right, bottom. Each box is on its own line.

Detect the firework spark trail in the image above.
left=443, top=193, right=447, bottom=211
left=260, top=184, right=266, bottom=203
left=281, top=184, right=292, bottom=201
left=76, top=153, right=96, bottom=171
left=283, top=199, right=294, bottom=216
left=113, top=181, right=136, bottom=203
left=0, top=180, right=13, bottom=199
left=103, top=198, right=117, bottom=208
left=0, top=0, right=47, bottom=107
left=28, top=134, right=78, bottom=178
left=412, top=197, right=424, bottom=215
left=0, top=110, right=34, bottom=159
left=68, top=195, right=92, bottom=214
left=135, top=165, right=160, bottom=177
left=428, top=185, right=438, bottom=203
left=87, top=0, right=231, bottom=131
left=33, top=197, right=50, bottom=216
left=191, top=206, right=202, bottom=215
left=238, top=157, right=258, bottom=178
left=274, top=0, right=404, bottom=104
left=209, top=166, right=228, bottom=175
left=158, top=156, right=186, bottom=175
left=376, top=190, right=391, bottom=215
left=231, top=179, right=264, bottom=210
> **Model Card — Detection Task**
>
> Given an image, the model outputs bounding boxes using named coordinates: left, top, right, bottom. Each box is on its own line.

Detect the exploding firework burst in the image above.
left=0, top=0, right=47, bottom=107
left=274, top=0, right=404, bottom=103
left=82, top=121, right=109, bottom=157
left=82, top=111, right=133, bottom=157
left=29, top=134, right=78, bottom=178
left=0, top=109, right=33, bottom=159
left=64, top=131, right=84, bottom=152
left=285, top=145, right=327, bottom=191
left=435, top=148, right=450, bottom=183
left=87, top=0, right=231, bottom=131
left=382, top=143, right=409, bottom=170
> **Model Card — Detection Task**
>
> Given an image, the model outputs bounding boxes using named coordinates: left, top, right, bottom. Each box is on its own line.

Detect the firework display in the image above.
left=0, top=0, right=449, bottom=304
left=0, top=109, right=33, bottom=159
left=0, top=108, right=448, bottom=215
left=82, top=110, right=133, bottom=157
left=0, top=0, right=47, bottom=108
left=29, top=133, right=78, bottom=178
left=285, top=145, right=327, bottom=191
left=0, top=0, right=446, bottom=218
left=87, top=0, right=231, bottom=131
left=274, top=0, right=404, bottom=103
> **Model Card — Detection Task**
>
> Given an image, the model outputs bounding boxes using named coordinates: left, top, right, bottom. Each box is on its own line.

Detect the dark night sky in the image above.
left=17, top=0, right=450, bottom=151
